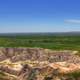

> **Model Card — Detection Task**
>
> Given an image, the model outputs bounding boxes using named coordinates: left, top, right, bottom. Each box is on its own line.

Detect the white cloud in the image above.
left=65, top=19, right=80, bottom=24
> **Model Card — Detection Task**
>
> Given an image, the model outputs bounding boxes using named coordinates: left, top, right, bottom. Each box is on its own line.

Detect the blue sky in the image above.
left=0, top=0, right=80, bottom=33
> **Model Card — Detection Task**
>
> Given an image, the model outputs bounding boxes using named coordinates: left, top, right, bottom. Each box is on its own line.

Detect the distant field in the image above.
left=0, top=35, right=80, bottom=51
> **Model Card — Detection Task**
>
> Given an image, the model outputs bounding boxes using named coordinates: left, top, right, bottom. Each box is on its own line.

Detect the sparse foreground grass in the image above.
left=66, top=71, right=80, bottom=79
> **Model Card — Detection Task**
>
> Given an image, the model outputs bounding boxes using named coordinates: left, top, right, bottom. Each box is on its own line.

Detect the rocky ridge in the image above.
left=0, top=48, right=80, bottom=80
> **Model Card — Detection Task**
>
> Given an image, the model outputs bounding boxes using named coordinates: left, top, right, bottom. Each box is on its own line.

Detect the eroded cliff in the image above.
left=0, top=48, right=80, bottom=80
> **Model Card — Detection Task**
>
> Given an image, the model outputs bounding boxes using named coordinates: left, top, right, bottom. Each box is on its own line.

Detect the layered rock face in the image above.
left=0, top=48, right=80, bottom=80
left=0, top=48, right=79, bottom=62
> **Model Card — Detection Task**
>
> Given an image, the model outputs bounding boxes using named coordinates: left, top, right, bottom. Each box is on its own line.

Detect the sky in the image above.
left=0, top=0, right=80, bottom=33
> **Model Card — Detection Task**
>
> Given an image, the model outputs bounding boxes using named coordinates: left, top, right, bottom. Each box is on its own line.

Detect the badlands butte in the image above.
left=0, top=48, right=80, bottom=80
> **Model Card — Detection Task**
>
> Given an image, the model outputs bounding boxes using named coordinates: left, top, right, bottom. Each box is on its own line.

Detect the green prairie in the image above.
left=0, top=35, right=80, bottom=51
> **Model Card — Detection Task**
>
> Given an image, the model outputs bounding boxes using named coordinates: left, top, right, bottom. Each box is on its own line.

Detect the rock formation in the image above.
left=0, top=48, right=80, bottom=80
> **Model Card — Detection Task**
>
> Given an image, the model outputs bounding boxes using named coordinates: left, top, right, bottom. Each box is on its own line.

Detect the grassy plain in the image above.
left=0, top=35, right=80, bottom=51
